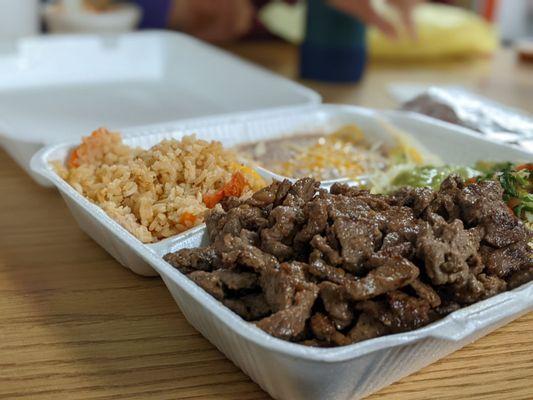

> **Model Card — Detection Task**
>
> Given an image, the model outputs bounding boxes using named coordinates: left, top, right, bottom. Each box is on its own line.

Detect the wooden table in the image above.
left=0, top=42, right=531, bottom=400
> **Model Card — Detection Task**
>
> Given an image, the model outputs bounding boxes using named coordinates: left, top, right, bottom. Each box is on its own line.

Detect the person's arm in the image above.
left=168, top=0, right=254, bottom=43
left=328, top=0, right=420, bottom=39
left=165, top=0, right=419, bottom=43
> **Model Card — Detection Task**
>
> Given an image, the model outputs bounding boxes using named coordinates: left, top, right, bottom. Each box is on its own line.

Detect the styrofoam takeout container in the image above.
left=0, top=30, right=319, bottom=184
left=31, top=105, right=533, bottom=399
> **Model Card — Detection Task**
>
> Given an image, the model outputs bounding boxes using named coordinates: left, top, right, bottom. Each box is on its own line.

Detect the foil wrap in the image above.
left=401, top=87, right=533, bottom=153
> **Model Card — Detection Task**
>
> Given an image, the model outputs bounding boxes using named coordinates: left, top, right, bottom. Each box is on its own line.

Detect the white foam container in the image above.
left=0, top=30, right=319, bottom=185
left=31, top=105, right=533, bottom=399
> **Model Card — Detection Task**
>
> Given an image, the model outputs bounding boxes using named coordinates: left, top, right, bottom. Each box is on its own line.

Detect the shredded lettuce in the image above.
left=371, top=162, right=533, bottom=229
left=475, top=162, right=533, bottom=224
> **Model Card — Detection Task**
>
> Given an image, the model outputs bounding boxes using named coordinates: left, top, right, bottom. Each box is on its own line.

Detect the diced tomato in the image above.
left=507, top=197, right=521, bottom=210
left=516, top=163, right=533, bottom=171
left=506, top=197, right=523, bottom=216
left=466, top=177, right=478, bottom=185
left=179, top=212, right=197, bottom=226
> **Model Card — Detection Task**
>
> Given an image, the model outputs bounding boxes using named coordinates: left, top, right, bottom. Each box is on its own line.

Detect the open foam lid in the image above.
left=0, top=30, right=320, bottom=185
left=0, top=30, right=320, bottom=145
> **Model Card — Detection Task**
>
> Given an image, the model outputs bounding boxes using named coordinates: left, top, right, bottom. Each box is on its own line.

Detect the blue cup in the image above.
left=300, top=0, right=367, bottom=83
left=132, top=0, right=172, bottom=29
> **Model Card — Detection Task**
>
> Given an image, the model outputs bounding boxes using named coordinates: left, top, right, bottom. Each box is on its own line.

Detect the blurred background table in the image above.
left=0, top=42, right=531, bottom=400
left=226, top=42, right=533, bottom=112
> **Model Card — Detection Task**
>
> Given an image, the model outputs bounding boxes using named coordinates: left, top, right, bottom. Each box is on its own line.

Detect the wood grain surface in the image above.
left=0, top=42, right=532, bottom=400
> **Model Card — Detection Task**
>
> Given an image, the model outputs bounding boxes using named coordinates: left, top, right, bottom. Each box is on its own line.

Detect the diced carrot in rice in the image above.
left=203, top=171, right=247, bottom=209
left=179, top=212, right=197, bottom=227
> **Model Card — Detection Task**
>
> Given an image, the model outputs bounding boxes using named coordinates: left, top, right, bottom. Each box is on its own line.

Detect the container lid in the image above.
left=0, top=30, right=320, bottom=182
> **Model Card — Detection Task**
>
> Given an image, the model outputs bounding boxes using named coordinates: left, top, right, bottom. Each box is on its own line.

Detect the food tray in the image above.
left=152, top=228, right=532, bottom=400
left=30, top=105, right=533, bottom=400
left=29, top=104, right=429, bottom=275
left=30, top=104, right=531, bottom=274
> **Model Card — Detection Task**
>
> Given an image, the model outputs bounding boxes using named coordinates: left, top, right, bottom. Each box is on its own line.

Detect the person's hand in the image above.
left=328, top=0, right=420, bottom=39
left=169, top=0, right=254, bottom=43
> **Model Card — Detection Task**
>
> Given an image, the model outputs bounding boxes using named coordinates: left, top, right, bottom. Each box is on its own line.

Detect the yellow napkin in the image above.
left=259, top=2, right=498, bottom=60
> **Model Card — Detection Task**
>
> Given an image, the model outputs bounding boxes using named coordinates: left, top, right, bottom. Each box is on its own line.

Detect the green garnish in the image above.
left=475, top=162, right=533, bottom=221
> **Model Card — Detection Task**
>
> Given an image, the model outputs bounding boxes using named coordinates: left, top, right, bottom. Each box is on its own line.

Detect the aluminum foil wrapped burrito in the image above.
left=401, top=87, right=533, bottom=153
